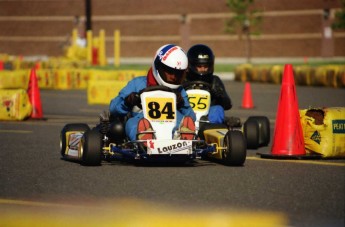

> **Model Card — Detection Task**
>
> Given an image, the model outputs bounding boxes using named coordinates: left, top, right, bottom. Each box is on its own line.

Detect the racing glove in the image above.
left=176, top=92, right=185, bottom=109
left=124, top=92, right=140, bottom=109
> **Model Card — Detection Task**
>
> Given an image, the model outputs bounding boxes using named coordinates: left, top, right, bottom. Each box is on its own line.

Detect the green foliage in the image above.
left=332, top=0, right=345, bottom=30
left=225, top=0, right=262, bottom=36
left=224, top=0, right=262, bottom=63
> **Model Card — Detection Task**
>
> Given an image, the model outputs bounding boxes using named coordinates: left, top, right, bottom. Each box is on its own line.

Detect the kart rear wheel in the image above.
left=80, top=128, right=102, bottom=166
left=248, top=116, right=270, bottom=147
left=60, top=123, right=90, bottom=157
left=244, top=119, right=259, bottom=149
left=222, top=130, right=246, bottom=166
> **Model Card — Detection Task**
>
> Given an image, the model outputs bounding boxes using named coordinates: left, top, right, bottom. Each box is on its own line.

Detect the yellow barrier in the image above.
left=54, top=69, right=89, bottom=90
left=35, top=69, right=56, bottom=89
left=0, top=89, right=32, bottom=120
left=0, top=70, right=30, bottom=89
left=300, top=107, right=345, bottom=157
left=118, top=70, right=146, bottom=81
left=87, top=80, right=128, bottom=105
left=89, top=69, right=145, bottom=81
left=89, top=70, right=119, bottom=81
left=0, top=68, right=145, bottom=91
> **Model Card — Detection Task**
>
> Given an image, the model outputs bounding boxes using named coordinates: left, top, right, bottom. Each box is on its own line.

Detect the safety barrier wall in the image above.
left=0, top=67, right=146, bottom=115
left=234, top=64, right=345, bottom=88
left=0, top=68, right=145, bottom=90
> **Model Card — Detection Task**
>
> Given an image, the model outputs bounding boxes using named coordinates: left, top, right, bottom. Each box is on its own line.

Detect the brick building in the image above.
left=0, top=0, right=344, bottom=59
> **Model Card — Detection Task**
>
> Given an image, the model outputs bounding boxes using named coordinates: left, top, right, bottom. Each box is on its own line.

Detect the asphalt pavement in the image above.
left=0, top=80, right=344, bottom=227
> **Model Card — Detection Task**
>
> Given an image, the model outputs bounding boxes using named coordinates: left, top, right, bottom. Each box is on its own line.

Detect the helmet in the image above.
left=152, top=44, right=188, bottom=89
left=187, top=44, right=214, bottom=82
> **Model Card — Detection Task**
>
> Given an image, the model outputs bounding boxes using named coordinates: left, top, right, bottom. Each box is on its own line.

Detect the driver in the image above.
left=186, top=44, right=232, bottom=124
left=109, top=44, right=196, bottom=141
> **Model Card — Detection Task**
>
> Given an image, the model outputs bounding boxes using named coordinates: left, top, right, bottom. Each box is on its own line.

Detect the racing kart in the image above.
left=182, top=80, right=270, bottom=152
left=60, top=85, right=269, bottom=167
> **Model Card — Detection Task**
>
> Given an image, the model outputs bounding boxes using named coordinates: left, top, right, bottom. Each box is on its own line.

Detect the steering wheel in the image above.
left=182, top=80, right=211, bottom=91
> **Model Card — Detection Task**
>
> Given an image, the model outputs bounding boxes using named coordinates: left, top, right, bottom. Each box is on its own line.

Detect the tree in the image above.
left=332, top=0, right=345, bottom=30
left=225, top=0, right=262, bottom=63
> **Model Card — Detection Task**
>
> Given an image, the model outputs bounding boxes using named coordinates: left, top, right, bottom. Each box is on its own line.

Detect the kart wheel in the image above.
left=80, top=128, right=102, bottom=166
left=60, top=123, right=90, bottom=157
left=222, top=130, right=246, bottom=166
left=248, top=116, right=270, bottom=147
left=244, top=119, right=259, bottom=149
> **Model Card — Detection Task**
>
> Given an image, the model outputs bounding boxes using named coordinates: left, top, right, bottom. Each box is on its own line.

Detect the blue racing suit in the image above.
left=109, top=75, right=196, bottom=141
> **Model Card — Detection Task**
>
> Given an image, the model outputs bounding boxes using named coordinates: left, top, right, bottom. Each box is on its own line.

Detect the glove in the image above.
left=124, top=92, right=140, bottom=108
left=99, top=110, right=110, bottom=122
left=176, top=92, right=185, bottom=109
left=211, top=89, right=223, bottom=99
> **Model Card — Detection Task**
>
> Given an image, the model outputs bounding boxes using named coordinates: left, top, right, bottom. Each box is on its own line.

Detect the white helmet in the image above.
left=152, top=44, right=188, bottom=89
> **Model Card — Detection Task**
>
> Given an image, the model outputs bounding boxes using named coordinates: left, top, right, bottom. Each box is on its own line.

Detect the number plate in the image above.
left=144, top=97, right=175, bottom=121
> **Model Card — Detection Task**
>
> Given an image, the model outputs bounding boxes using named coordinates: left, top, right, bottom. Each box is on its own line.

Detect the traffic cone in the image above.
left=27, top=68, right=44, bottom=119
left=258, top=64, right=320, bottom=159
left=35, top=61, right=41, bottom=70
left=241, top=82, right=254, bottom=109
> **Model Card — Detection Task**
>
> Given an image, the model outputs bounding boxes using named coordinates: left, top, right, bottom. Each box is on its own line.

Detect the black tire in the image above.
left=244, top=119, right=259, bottom=149
left=60, top=123, right=90, bottom=157
left=81, top=128, right=102, bottom=166
left=222, top=130, right=246, bottom=166
left=248, top=116, right=270, bottom=147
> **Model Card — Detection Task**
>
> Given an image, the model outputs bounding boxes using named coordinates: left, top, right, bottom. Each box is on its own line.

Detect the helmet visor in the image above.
left=156, top=58, right=186, bottom=85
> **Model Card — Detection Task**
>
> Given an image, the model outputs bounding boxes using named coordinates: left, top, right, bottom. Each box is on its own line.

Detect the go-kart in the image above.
left=182, top=80, right=270, bottom=154
left=60, top=85, right=255, bottom=166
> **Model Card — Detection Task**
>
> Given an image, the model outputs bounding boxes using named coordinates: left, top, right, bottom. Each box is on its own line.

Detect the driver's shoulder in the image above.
left=129, top=76, right=147, bottom=87
left=212, top=74, right=221, bottom=81
left=211, top=75, right=224, bottom=84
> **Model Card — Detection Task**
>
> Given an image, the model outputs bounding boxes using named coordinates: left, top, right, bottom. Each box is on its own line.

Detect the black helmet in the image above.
left=187, top=44, right=214, bottom=82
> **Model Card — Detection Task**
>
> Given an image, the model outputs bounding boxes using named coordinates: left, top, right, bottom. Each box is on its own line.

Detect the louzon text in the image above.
left=157, top=141, right=188, bottom=154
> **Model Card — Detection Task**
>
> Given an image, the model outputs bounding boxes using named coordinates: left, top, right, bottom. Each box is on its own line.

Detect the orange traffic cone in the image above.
left=241, top=82, right=254, bottom=109
left=258, top=64, right=320, bottom=159
left=27, top=68, right=44, bottom=119
left=35, top=61, right=41, bottom=70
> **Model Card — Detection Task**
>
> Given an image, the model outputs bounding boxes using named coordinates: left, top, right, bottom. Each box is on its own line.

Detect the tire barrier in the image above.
left=235, top=64, right=345, bottom=88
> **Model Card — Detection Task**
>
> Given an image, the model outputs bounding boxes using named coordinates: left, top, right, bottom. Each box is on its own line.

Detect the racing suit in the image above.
left=109, top=68, right=196, bottom=141
left=187, top=75, right=232, bottom=124
left=209, top=75, right=232, bottom=123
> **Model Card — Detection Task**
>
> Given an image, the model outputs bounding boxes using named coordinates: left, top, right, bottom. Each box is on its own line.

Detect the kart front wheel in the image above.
left=222, top=130, right=246, bottom=166
left=80, top=128, right=102, bottom=166
left=60, top=123, right=90, bottom=157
